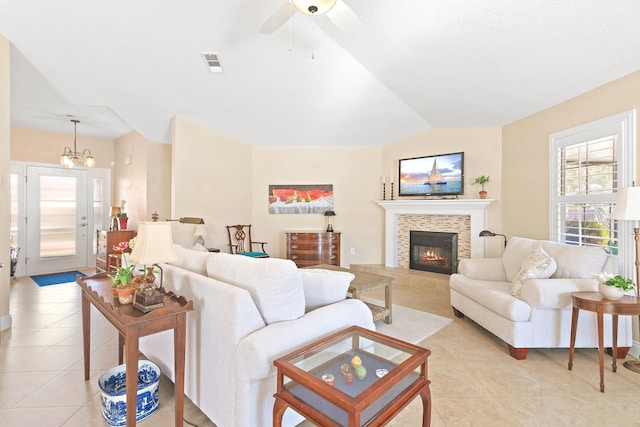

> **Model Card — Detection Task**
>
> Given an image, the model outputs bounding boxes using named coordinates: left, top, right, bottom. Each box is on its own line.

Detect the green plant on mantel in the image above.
left=472, top=175, right=490, bottom=191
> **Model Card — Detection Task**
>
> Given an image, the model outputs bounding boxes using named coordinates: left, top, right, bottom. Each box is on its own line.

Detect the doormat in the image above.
left=31, top=270, right=87, bottom=287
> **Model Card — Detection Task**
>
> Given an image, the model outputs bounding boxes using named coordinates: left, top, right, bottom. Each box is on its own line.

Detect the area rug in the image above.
left=31, top=270, right=87, bottom=287
left=362, top=298, right=453, bottom=360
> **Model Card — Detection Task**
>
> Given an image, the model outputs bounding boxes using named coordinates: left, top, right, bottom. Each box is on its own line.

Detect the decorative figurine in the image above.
left=355, top=365, right=367, bottom=380
left=345, top=372, right=354, bottom=384
left=351, top=355, right=362, bottom=368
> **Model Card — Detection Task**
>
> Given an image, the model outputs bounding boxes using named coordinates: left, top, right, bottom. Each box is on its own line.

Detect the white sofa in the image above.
left=139, top=246, right=374, bottom=427
left=450, top=236, right=632, bottom=360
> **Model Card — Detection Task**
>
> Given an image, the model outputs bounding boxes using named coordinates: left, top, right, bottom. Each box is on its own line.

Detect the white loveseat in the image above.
left=450, top=236, right=632, bottom=359
left=139, top=246, right=374, bottom=427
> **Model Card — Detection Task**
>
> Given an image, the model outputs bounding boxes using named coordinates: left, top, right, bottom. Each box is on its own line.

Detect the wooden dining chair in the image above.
left=226, top=224, right=269, bottom=258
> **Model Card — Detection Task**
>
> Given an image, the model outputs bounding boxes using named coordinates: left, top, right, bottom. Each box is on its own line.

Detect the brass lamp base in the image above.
left=623, top=360, right=640, bottom=374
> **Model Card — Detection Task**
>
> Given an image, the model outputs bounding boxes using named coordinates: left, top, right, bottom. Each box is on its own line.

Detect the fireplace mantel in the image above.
left=376, top=199, right=494, bottom=267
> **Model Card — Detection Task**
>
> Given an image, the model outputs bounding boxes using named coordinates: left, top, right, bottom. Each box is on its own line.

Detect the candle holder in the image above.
left=382, top=183, right=386, bottom=200
left=390, top=183, right=394, bottom=200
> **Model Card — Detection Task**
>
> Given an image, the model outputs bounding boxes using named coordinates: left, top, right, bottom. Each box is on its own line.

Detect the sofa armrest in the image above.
left=457, top=258, right=507, bottom=281
left=520, top=278, right=598, bottom=309
left=235, top=298, right=375, bottom=382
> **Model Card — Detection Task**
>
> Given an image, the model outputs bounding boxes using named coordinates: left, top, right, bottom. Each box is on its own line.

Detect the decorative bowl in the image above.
left=98, top=360, right=161, bottom=427
left=598, top=282, right=624, bottom=300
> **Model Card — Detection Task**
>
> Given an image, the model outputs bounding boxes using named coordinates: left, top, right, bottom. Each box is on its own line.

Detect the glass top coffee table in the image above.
left=273, top=325, right=431, bottom=426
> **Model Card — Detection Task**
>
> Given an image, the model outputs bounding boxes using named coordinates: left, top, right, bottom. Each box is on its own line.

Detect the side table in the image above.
left=273, top=325, right=431, bottom=426
left=307, top=264, right=393, bottom=324
left=78, top=273, right=194, bottom=426
left=568, top=292, right=640, bottom=392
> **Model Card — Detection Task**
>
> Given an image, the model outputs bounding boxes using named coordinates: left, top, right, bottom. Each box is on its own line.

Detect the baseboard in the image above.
left=0, top=313, right=12, bottom=331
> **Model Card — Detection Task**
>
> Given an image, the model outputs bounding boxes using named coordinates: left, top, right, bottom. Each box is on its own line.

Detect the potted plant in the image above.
left=108, top=241, right=137, bottom=304
left=593, top=272, right=635, bottom=300
left=473, top=176, right=490, bottom=199
left=116, top=199, right=129, bottom=229
left=117, top=212, right=129, bottom=230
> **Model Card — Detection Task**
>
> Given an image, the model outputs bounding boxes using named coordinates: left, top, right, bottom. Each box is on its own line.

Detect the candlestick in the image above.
left=390, top=182, right=394, bottom=200
left=382, top=183, right=386, bottom=200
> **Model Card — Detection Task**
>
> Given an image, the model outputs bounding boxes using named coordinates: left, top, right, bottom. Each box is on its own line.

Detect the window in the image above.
left=550, top=110, right=635, bottom=276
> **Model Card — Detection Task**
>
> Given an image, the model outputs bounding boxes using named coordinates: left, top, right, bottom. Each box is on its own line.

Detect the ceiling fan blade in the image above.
left=326, top=1, right=364, bottom=38
left=260, top=1, right=295, bottom=34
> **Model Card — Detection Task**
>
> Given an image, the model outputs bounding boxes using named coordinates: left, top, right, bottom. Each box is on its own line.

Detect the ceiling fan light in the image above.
left=291, top=0, right=337, bottom=15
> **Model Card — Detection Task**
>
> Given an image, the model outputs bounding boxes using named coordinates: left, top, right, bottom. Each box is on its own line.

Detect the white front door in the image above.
left=25, top=166, right=89, bottom=275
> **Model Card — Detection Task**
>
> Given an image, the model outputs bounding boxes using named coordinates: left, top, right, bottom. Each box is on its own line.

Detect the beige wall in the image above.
left=252, top=145, right=383, bottom=264
left=171, top=116, right=252, bottom=249
left=114, top=131, right=151, bottom=230
left=11, top=125, right=115, bottom=169
left=382, top=127, right=504, bottom=257
left=502, top=70, right=640, bottom=240
left=0, top=35, right=10, bottom=330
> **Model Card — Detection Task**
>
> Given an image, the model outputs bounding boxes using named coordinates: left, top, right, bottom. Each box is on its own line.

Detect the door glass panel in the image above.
left=40, top=175, right=76, bottom=257
left=10, top=173, right=18, bottom=246
left=93, top=178, right=104, bottom=256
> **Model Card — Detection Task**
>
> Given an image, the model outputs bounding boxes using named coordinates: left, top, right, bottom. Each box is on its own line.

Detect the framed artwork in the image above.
left=269, top=184, right=333, bottom=214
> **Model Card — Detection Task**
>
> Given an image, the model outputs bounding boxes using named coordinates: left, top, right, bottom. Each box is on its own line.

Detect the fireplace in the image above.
left=409, top=231, right=458, bottom=274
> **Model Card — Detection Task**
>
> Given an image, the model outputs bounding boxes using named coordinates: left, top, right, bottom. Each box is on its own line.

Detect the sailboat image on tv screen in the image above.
left=424, top=159, right=447, bottom=185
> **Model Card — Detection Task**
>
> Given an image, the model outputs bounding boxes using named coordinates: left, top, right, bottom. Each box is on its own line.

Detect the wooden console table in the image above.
left=78, top=273, right=194, bottom=426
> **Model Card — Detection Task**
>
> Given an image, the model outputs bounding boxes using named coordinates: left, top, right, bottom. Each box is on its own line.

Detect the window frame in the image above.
left=549, top=110, right=636, bottom=279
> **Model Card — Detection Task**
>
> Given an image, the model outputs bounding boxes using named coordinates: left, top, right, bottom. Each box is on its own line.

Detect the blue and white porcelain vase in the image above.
left=98, top=360, right=161, bottom=427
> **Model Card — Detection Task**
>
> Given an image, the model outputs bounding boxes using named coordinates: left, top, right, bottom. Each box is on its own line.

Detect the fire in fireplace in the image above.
left=409, top=231, right=458, bottom=274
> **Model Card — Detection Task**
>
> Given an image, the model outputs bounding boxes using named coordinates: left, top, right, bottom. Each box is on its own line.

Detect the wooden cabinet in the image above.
left=285, top=231, right=341, bottom=268
left=96, top=230, right=137, bottom=273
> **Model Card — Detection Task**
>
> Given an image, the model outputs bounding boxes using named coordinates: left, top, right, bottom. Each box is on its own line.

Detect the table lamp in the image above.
left=110, top=206, right=121, bottom=230
left=324, top=210, right=336, bottom=232
left=611, top=186, right=640, bottom=374
left=129, top=221, right=178, bottom=312
left=193, top=224, right=208, bottom=247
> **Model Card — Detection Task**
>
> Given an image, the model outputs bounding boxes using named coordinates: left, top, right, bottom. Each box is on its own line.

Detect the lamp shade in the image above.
left=193, top=224, right=208, bottom=237
left=611, top=187, right=640, bottom=221
left=110, top=206, right=121, bottom=216
left=129, top=221, right=178, bottom=265
left=324, top=210, right=336, bottom=217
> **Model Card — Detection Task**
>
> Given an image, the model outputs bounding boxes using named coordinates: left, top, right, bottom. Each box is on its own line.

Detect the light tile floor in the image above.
left=2, top=266, right=640, bottom=426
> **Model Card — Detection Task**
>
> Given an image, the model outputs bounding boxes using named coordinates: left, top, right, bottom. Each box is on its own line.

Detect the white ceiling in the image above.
left=2, top=0, right=639, bottom=146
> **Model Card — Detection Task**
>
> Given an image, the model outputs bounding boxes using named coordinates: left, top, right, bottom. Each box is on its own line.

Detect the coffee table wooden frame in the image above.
left=273, top=325, right=431, bottom=426
left=568, top=291, right=639, bottom=392
left=307, top=264, right=393, bottom=324
left=78, top=273, right=194, bottom=426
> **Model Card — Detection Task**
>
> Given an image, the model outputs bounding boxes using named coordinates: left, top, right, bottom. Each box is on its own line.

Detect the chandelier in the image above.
left=59, top=119, right=95, bottom=168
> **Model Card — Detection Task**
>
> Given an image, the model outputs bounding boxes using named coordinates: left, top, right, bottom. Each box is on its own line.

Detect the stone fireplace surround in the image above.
left=376, top=199, right=494, bottom=268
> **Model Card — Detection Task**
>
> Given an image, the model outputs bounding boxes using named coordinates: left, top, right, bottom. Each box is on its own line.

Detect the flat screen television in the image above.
left=398, top=152, right=464, bottom=197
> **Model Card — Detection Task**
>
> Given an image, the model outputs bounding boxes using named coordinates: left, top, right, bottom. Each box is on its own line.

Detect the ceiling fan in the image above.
left=260, top=0, right=363, bottom=38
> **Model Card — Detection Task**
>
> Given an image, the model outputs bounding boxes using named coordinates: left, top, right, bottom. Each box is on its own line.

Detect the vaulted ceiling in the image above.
left=2, top=1, right=639, bottom=146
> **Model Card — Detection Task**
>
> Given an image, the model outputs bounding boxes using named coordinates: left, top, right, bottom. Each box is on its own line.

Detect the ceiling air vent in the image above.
left=201, top=52, right=223, bottom=73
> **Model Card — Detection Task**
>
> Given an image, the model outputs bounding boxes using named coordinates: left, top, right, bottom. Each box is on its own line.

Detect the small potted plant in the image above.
left=473, top=176, right=490, bottom=199
left=108, top=241, right=137, bottom=303
left=593, top=272, right=635, bottom=300
left=116, top=199, right=129, bottom=229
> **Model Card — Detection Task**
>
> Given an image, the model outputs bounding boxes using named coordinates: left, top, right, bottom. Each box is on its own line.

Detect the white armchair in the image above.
left=450, top=237, right=633, bottom=359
